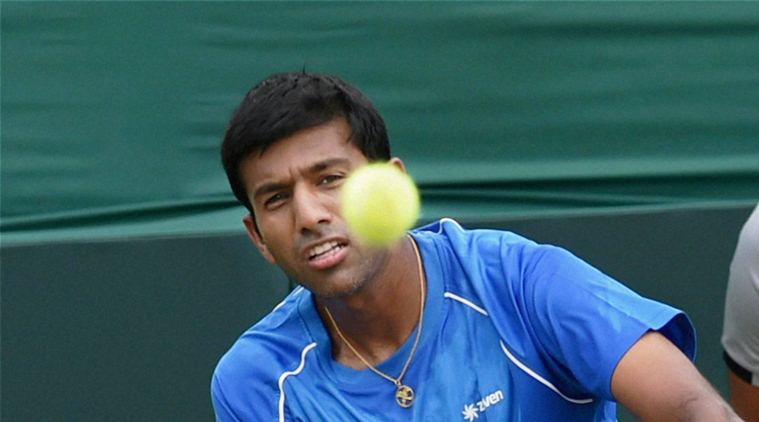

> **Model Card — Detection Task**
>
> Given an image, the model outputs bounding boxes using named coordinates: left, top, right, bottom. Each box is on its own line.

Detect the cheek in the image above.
left=324, top=190, right=345, bottom=218
left=259, top=237, right=291, bottom=268
left=255, top=215, right=291, bottom=252
left=260, top=225, right=288, bottom=251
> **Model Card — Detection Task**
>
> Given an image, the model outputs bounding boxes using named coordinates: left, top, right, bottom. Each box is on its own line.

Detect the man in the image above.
left=212, top=72, right=738, bottom=421
left=722, top=204, right=759, bottom=421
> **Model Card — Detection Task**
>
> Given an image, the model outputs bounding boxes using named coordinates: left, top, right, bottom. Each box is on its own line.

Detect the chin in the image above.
left=310, top=280, right=365, bottom=299
left=293, top=251, right=387, bottom=299
left=298, top=273, right=370, bottom=299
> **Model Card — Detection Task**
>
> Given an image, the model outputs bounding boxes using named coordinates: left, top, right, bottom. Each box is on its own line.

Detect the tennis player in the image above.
left=212, top=72, right=739, bottom=421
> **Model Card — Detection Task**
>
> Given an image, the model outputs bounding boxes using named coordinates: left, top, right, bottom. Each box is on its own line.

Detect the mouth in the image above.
left=306, top=239, right=349, bottom=270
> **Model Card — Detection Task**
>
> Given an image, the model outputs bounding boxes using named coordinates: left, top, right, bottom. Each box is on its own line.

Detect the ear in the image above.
left=243, top=214, right=276, bottom=265
left=388, top=157, right=407, bottom=173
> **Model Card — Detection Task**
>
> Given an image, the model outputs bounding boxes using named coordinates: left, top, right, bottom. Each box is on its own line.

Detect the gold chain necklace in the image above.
left=323, top=236, right=425, bottom=408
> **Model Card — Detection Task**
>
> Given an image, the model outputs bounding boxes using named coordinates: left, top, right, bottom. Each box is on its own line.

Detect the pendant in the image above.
left=395, top=384, right=414, bottom=408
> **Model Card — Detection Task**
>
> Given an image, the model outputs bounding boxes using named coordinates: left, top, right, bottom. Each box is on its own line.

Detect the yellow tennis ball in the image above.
left=341, top=162, right=420, bottom=247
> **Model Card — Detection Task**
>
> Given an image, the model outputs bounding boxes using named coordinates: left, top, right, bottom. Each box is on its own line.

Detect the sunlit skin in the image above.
left=239, top=118, right=423, bottom=367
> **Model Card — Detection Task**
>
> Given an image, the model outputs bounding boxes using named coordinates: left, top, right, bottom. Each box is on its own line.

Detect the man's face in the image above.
left=239, top=118, right=391, bottom=298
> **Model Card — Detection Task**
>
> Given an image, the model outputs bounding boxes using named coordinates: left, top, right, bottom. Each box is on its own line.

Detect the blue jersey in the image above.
left=212, top=218, right=695, bottom=421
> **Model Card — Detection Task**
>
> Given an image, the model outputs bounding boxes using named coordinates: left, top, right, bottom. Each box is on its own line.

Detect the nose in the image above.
left=292, top=185, right=331, bottom=235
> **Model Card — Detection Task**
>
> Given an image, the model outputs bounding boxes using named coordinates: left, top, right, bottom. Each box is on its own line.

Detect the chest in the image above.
left=284, top=305, right=604, bottom=421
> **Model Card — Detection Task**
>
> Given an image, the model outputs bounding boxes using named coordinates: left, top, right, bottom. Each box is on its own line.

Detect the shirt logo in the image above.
left=462, top=389, right=504, bottom=421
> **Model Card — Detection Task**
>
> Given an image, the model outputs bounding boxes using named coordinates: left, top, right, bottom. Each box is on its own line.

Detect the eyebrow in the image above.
left=252, top=157, right=353, bottom=201
left=307, top=157, right=352, bottom=174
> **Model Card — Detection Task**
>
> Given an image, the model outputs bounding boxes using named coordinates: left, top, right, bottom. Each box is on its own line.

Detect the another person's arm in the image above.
left=722, top=205, right=759, bottom=422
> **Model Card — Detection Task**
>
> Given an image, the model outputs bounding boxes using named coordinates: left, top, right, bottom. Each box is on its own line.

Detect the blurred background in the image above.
left=2, top=2, right=758, bottom=420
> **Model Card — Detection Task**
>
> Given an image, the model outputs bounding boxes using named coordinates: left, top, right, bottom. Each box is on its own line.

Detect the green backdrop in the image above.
left=2, top=2, right=759, bottom=421
left=2, top=2, right=758, bottom=244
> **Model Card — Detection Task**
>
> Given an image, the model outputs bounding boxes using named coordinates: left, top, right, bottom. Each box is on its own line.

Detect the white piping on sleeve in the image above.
left=437, top=217, right=463, bottom=233
left=272, top=300, right=287, bottom=313
left=278, top=342, right=318, bottom=422
left=444, top=291, right=593, bottom=405
left=273, top=287, right=304, bottom=313
left=499, top=341, right=593, bottom=405
left=444, top=292, right=489, bottom=316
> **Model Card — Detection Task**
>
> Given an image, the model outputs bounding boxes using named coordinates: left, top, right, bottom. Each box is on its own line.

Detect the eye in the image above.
left=264, top=192, right=288, bottom=208
left=319, top=174, right=343, bottom=186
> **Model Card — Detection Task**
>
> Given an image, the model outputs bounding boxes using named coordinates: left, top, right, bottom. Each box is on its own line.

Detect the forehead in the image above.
left=240, top=118, right=367, bottom=190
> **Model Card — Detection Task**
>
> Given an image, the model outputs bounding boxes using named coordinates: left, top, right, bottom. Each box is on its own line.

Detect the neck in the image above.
left=317, top=236, right=423, bottom=367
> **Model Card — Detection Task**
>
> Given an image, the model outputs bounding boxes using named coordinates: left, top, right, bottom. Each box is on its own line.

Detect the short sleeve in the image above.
left=211, top=353, right=279, bottom=422
left=212, top=373, right=243, bottom=422
left=524, top=245, right=696, bottom=400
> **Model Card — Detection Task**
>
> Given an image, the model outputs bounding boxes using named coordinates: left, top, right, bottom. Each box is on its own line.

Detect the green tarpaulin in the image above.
left=3, top=2, right=758, bottom=244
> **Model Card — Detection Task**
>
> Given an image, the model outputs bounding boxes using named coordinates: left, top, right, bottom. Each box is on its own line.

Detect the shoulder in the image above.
left=411, top=218, right=570, bottom=289
left=743, top=203, right=759, bottom=236
left=411, top=217, right=545, bottom=267
left=212, top=288, right=317, bottom=421
left=734, top=204, right=759, bottom=269
left=412, top=217, right=533, bottom=245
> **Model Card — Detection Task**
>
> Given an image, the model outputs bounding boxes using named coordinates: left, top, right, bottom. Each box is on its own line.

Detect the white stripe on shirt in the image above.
left=444, top=290, right=593, bottom=405
left=278, top=342, right=317, bottom=422
left=499, top=341, right=593, bottom=404
left=444, top=291, right=489, bottom=316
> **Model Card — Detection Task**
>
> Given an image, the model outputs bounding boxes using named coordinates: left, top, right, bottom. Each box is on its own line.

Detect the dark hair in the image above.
left=221, top=72, right=391, bottom=213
